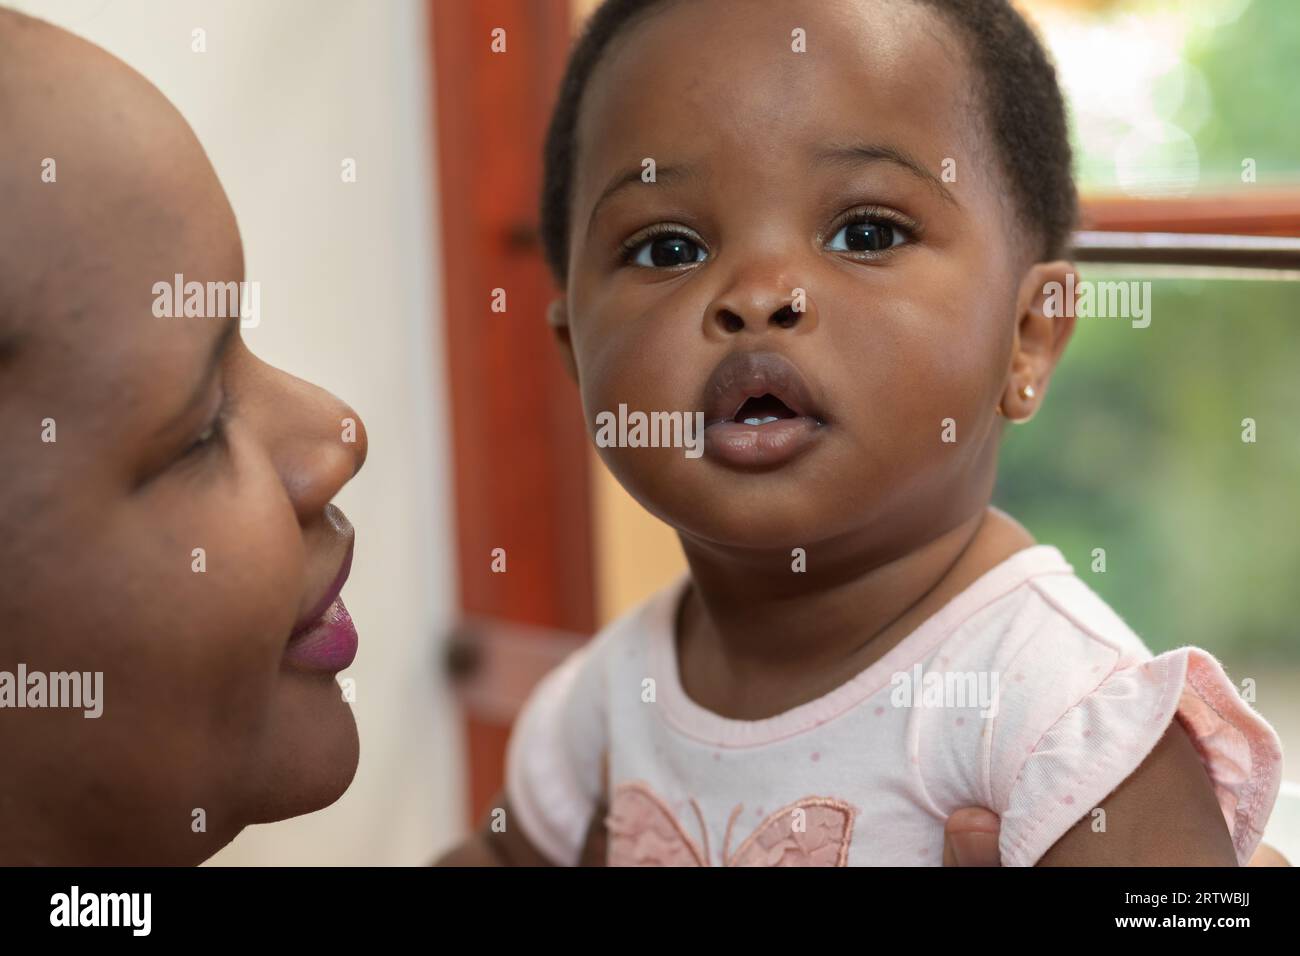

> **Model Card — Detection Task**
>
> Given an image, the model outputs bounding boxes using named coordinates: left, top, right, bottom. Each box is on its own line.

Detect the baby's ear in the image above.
left=1002, top=260, right=1078, bottom=420
left=546, top=296, right=579, bottom=383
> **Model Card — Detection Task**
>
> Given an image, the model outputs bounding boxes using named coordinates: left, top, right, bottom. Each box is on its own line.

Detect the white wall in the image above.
left=13, top=0, right=463, bottom=864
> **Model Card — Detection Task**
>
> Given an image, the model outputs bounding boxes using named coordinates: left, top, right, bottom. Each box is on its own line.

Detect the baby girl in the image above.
left=442, top=0, right=1283, bottom=867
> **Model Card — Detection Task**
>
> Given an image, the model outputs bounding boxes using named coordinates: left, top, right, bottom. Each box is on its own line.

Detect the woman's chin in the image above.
left=247, top=692, right=361, bottom=824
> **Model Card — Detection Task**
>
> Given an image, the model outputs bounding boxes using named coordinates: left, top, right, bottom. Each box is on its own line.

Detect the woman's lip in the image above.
left=284, top=598, right=358, bottom=672
left=291, top=540, right=354, bottom=639
left=703, top=416, right=824, bottom=468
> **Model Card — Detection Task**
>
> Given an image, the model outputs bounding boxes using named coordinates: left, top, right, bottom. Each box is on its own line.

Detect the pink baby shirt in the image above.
left=505, top=544, right=1283, bottom=866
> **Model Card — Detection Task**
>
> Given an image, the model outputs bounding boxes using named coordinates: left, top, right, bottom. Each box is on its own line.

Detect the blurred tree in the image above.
left=995, top=0, right=1300, bottom=667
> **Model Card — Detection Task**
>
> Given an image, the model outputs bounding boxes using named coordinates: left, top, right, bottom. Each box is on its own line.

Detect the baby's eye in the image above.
left=826, top=216, right=909, bottom=255
left=623, top=229, right=707, bottom=269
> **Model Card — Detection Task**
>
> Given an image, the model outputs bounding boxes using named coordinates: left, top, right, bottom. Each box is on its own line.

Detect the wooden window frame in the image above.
left=1077, top=193, right=1300, bottom=266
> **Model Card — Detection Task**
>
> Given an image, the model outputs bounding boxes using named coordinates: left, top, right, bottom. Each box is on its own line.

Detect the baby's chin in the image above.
left=638, top=475, right=867, bottom=555
left=607, top=447, right=873, bottom=554
left=682, top=509, right=861, bottom=555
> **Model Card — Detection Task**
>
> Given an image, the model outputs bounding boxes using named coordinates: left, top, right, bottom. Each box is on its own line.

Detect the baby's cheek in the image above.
left=824, top=307, right=1000, bottom=518
left=579, top=330, right=704, bottom=450
left=897, top=298, right=1003, bottom=423
left=582, top=312, right=685, bottom=394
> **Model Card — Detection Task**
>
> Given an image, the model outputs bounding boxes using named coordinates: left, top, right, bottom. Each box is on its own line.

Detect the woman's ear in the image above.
left=547, top=296, right=579, bottom=383
left=999, top=259, right=1078, bottom=423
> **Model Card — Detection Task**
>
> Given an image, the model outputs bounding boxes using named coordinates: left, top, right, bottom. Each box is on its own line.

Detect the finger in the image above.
left=573, top=750, right=613, bottom=867
left=943, top=807, right=1002, bottom=867
left=577, top=798, right=609, bottom=866
left=1248, top=842, right=1290, bottom=867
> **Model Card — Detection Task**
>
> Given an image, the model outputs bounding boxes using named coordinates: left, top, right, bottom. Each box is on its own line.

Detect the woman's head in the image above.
left=0, top=11, right=368, bottom=863
left=540, top=0, right=1079, bottom=560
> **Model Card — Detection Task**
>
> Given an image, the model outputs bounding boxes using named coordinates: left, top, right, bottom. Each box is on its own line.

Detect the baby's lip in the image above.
left=700, top=350, right=826, bottom=426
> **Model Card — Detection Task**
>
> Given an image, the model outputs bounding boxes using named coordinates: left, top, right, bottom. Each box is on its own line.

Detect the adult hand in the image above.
left=580, top=802, right=1000, bottom=866
left=942, top=807, right=1002, bottom=866
left=578, top=780, right=1292, bottom=866
left=941, top=806, right=1291, bottom=866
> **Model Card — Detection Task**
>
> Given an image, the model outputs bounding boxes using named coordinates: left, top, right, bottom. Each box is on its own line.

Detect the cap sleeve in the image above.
left=997, top=647, right=1282, bottom=867
left=504, top=639, right=607, bottom=866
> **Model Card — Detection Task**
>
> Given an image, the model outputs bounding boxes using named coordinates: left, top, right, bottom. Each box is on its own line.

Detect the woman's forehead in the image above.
left=0, top=203, right=242, bottom=455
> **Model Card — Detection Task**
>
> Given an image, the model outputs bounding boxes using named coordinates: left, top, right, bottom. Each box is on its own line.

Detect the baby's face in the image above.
left=0, top=16, right=366, bottom=863
left=560, top=0, right=1060, bottom=554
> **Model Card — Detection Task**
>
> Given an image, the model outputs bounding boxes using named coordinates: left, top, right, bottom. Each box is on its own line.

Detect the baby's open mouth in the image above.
left=699, top=350, right=827, bottom=469
left=731, top=393, right=799, bottom=426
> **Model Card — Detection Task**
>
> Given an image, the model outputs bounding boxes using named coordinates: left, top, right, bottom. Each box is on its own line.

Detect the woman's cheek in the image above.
left=136, top=470, right=303, bottom=724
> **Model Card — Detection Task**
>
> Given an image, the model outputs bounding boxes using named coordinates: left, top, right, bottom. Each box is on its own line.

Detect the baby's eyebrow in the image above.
left=585, top=162, right=700, bottom=239
left=811, top=141, right=958, bottom=207
left=585, top=141, right=957, bottom=239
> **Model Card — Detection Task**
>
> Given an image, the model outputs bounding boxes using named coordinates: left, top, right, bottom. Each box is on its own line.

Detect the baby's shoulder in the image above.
left=937, top=563, right=1152, bottom=684
left=914, top=560, right=1167, bottom=807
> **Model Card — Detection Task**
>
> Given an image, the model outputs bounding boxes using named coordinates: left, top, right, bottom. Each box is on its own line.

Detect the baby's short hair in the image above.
left=539, top=0, right=1078, bottom=285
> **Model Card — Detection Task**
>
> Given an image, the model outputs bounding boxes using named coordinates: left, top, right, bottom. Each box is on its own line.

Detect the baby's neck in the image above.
left=673, top=506, right=1035, bottom=721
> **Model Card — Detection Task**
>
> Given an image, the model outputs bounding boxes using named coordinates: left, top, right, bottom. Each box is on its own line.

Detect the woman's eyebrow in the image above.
left=586, top=161, right=701, bottom=239
left=811, top=141, right=959, bottom=207
left=153, top=316, right=238, bottom=438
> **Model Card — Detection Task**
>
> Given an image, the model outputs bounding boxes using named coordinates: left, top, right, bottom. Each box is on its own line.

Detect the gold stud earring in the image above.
left=997, top=383, right=1037, bottom=421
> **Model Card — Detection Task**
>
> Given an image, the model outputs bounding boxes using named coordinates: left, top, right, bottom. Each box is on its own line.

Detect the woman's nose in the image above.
left=298, top=398, right=366, bottom=520
left=252, top=364, right=368, bottom=521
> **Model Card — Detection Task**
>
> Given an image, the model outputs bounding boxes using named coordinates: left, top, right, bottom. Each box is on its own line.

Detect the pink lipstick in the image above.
left=285, top=540, right=357, bottom=673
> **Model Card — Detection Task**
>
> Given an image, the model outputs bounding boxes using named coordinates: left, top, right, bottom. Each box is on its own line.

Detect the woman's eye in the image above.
left=827, top=218, right=907, bottom=254
left=194, top=421, right=219, bottom=446
left=626, top=232, right=706, bottom=268
left=179, top=407, right=228, bottom=463
left=181, top=420, right=222, bottom=459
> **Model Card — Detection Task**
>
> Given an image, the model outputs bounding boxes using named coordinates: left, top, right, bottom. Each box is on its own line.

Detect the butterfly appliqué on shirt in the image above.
left=606, top=780, right=857, bottom=866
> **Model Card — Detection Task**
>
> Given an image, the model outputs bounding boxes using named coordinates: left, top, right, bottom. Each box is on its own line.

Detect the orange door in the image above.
left=427, top=0, right=596, bottom=826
